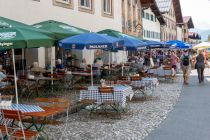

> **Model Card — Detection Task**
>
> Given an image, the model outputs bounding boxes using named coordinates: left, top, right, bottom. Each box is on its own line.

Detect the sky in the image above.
left=180, top=0, right=210, bottom=30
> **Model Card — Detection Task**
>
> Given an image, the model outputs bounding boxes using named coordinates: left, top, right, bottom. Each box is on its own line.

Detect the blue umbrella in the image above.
left=59, top=33, right=124, bottom=50
left=59, top=33, right=124, bottom=86
left=119, top=36, right=147, bottom=50
left=143, top=40, right=167, bottom=49
left=166, top=40, right=192, bottom=49
left=115, top=35, right=147, bottom=76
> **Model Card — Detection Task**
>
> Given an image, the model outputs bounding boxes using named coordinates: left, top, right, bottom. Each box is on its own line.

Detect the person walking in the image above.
left=170, top=51, right=179, bottom=72
left=180, top=50, right=192, bottom=85
left=195, top=50, right=208, bottom=83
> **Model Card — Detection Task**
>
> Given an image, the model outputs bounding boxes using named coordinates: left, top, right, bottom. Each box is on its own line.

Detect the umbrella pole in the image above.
left=109, top=51, right=111, bottom=75
left=51, top=47, right=54, bottom=86
left=122, top=50, right=124, bottom=76
left=12, top=49, right=19, bottom=104
left=22, top=48, right=24, bottom=76
left=13, top=49, right=26, bottom=140
left=90, top=50, right=93, bottom=86
left=61, top=48, right=64, bottom=64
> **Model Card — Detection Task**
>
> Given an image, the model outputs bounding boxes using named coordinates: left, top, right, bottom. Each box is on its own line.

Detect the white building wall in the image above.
left=0, top=0, right=123, bottom=66
left=177, top=26, right=183, bottom=41
left=142, top=8, right=161, bottom=41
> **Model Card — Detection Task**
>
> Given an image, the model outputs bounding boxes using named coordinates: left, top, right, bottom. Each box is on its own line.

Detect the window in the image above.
left=143, top=29, right=146, bottom=37
left=103, top=0, right=111, bottom=14
left=80, top=0, right=92, bottom=9
left=142, top=11, right=145, bottom=18
left=147, top=31, right=150, bottom=38
left=53, top=0, right=73, bottom=9
left=102, top=0, right=113, bottom=17
left=146, top=13, right=149, bottom=20
left=56, top=0, right=70, bottom=4
left=151, top=15, right=154, bottom=21
left=79, top=0, right=94, bottom=13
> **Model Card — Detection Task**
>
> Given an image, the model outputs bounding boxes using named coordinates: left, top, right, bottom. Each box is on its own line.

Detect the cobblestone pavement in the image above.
left=45, top=77, right=183, bottom=140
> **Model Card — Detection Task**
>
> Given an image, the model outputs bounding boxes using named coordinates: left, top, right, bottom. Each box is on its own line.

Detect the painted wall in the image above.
left=0, top=0, right=123, bottom=66
left=161, top=1, right=177, bottom=41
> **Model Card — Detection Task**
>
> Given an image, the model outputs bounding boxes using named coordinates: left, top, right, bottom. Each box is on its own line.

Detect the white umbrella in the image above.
left=193, top=42, right=210, bottom=49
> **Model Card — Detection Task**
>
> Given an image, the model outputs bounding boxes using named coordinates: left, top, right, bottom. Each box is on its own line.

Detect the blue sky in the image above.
left=180, top=0, right=210, bottom=29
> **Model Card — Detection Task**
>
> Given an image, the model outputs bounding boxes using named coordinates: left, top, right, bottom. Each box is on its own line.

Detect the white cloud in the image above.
left=180, top=0, right=210, bottom=29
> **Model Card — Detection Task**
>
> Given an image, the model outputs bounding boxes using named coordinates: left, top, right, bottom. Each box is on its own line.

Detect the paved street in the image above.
left=144, top=69, right=210, bottom=140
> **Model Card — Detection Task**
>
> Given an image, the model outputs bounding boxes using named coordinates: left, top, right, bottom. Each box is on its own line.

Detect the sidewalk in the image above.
left=144, top=69, right=210, bottom=140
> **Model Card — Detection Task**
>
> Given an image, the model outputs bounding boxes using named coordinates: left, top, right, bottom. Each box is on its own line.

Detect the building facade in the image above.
left=122, top=0, right=143, bottom=38
left=155, top=0, right=183, bottom=41
left=0, top=0, right=124, bottom=66
left=182, top=16, right=194, bottom=43
left=140, top=0, right=165, bottom=41
left=142, top=8, right=161, bottom=41
left=188, top=32, right=201, bottom=45
left=176, top=26, right=183, bottom=41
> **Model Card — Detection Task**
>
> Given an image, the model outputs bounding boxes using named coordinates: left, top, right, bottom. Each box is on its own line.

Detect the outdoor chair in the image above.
left=34, top=98, right=71, bottom=118
left=77, top=87, right=98, bottom=118
left=0, top=99, right=15, bottom=139
left=44, top=74, right=64, bottom=93
left=64, top=73, right=73, bottom=91
left=163, top=66, right=174, bottom=82
left=116, top=80, right=131, bottom=85
left=147, top=67, right=158, bottom=77
left=1, top=109, right=39, bottom=140
left=17, top=79, right=35, bottom=99
left=130, top=76, right=141, bottom=81
left=73, top=86, right=88, bottom=99
left=130, top=76, right=146, bottom=96
left=118, top=76, right=128, bottom=81
left=98, top=87, right=121, bottom=119
left=92, top=67, right=101, bottom=84
left=0, top=120, right=13, bottom=139
left=0, top=85, right=15, bottom=95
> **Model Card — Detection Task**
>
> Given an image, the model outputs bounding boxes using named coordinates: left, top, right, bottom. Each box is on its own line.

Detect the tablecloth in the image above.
left=0, top=104, right=44, bottom=113
left=80, top=85, right=134, bottom=107
left=148, top=68, right=175, bottom=77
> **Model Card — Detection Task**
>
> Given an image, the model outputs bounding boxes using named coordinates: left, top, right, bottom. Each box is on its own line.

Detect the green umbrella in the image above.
left=0, top=26, right=54, bottom=50
left=33, top=20, right=89, bottom=40
left=97, top=29, right=143, bottom=40
left=0, top=26, right=53, bottom=106
left=0, top=21, right=54, bottom=140
left=0, top=16, right=54, bottom=38
left=33, top=20, right=89, bottom=73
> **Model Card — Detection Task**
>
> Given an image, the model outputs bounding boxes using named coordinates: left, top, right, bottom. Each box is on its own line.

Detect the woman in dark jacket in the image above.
left=195, top=50, right=207, bottom=83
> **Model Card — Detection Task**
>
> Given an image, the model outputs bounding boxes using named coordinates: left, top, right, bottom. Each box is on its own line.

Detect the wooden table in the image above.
left=0, top=85, right=15, bottom=94
left=0, top=104, right=63, bottom=139
left=71, top=71, right=91, bottom=77
left=23, top=107, right=64, bottom=132
left=28, top=77, right=61, bottom=96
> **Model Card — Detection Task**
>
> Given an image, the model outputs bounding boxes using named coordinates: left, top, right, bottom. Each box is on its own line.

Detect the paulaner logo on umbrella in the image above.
left=33, top=25, right=42, bottom=28
left=0, top=21, right=12, bottom=28
left=0, top=42, right=13, bottom=47
left=0, top=32, right=16, bottom=40
left=89, top=45, right=108, bottom=49
left=59, top=25, right=83, bottom=33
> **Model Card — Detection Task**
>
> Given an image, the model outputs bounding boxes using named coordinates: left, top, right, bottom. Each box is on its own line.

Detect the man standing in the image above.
left=181, top=50, right=192, bottom=85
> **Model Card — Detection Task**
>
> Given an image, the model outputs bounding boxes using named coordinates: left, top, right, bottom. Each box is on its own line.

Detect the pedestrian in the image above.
left=191, top=51, right=197, bottom=69
left=170, top=51, right=179, bottom=72
left=195, top=50, right=208, bottom=83
left=180, top=50, right=192, bottom=85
